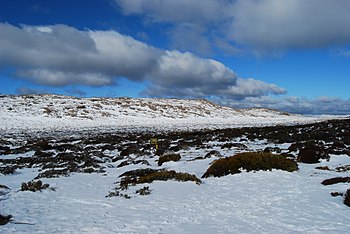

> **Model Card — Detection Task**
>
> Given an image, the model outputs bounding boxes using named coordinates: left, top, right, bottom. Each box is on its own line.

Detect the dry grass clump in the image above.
left=21, top=180, right=50, bottom=192
left=107, top=168, right=201, bottom=198
left=344, top=189, right=350, bottom=207
left=202, top=152, right=298, bottom=178
left=137, top=170, right=201, bottom=185
left=158, top=154, right=181, bottom=166
left=120, top=168, right=201, bottom=188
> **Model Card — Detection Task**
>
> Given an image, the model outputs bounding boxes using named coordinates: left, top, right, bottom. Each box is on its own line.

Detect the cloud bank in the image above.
left=220, top=96, right=350, bottom=115
left=0, top=22, right=285, bottom=101
left=116, top=0, right=350, bottom=54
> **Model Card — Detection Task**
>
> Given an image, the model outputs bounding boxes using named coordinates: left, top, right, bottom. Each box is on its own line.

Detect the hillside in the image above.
left=0, top=94, right=328, bottom=136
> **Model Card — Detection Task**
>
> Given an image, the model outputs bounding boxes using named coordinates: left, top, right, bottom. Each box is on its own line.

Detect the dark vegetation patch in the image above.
left=331, top=192, right=343, bottom=197
left=1, top=118, right=350, bottom=203
left=21, top=180, right=50, bottom=192
left=315, top=166, right=331, bottom=171
left=119, top=168, right=201, bottom=187
left=107, top=168, right=201, bottom=198
left=297, top=141, right=329, bottom=164
left=321, top=177, right=350, bottom=186
left=136, top=186, right=151, bottom=195
left=0, top=214, right=12, bottom=225
left=344, top=189, right=350, bottom=207
left=117, top=159, right=150, bottom=168
left=221, top=143, right=248, bottom=150
left=158, top=154, right=181, bottom=166
left=0, top=166, right=17, bottom=175
left=202, top=152, right=298, bottom=178
left=335, top=165, right=350, bottom=172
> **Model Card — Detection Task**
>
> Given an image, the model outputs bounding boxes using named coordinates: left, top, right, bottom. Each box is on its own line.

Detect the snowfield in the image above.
left=0, top=94, right=337, bottom=137
left=0, top=95, right=349, bottom=233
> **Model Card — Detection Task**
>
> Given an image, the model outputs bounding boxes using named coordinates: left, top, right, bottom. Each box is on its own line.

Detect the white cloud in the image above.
left=218, top=95, right=350, bottom=115
left=0, top=23, right=285, bottom=100
left=116, top=0, right=350, bottom=53
left=231, top=0, right=350, bottom=50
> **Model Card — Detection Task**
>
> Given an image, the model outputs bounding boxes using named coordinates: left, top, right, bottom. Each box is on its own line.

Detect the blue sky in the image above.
left=1, top=0, right=350, bottom=114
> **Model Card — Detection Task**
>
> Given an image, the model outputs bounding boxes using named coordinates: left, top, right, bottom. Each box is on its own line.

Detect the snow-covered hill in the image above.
left=0, top=94, right=330, bottom=136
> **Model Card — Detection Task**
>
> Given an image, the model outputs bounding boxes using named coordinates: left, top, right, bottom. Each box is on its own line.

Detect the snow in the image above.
left=1, top=94, right=349, bottom=233
left=0, top=94, right=342, bottom=139
left=1, top=155, right=349, bottom=233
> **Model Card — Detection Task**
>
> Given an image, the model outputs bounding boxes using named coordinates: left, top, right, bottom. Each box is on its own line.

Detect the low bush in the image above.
left=344, top=189, right=350, bottom=207
left=137, top=170, right=201, bottom=185
left=202, top=152, right=298, bottom=178
left=335, top=165, right=350, bottom=172
left=108, top=168, right=201, bottom=198
left=21, top=180, right=50, bottom=192
left=321, top=177, right=350, bottom=186
left=120, top=168, right=201, bottom=186
left=0, top=214, right=12, bottom=225
left=136, top=186, right=151, bottom=195
left=158, top=154, right=181, bottom=166
left=315, top=166, right=331, bottom=171
left=297, top=141, right=329, bottom=164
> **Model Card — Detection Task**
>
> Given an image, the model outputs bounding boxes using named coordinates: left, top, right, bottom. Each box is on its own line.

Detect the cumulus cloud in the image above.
left=116, top=0, right=350, bottom=53
left=0, top=23, right=285, bottom=101
left=0, top=23, right=160, bottom=85
left=231, top=0, right=350, bottom=50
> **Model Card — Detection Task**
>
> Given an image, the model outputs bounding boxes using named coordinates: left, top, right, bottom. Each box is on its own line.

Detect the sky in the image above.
left=0, top=0, right=350, bottom=114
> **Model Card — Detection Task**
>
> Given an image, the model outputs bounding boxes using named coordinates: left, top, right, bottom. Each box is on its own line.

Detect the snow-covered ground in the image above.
left=0, top=94, right=340, bottom=138
left=1, top=94, right=349, bottom=233
left=1, top=144, right=349, bottom=233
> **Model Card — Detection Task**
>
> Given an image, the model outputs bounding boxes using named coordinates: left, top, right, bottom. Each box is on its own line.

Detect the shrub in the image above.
left=108, top=168, right=201, bottom=198
left=344, top=189, right=350, bottom=207
left=21, top=180, right=50, bottom=192
left=335, top=165, right=350, bottom=172
left=119, top=168, right=201, bottom=188
left=315, top=166, right=331, bottom=171
left=0, top=166, right=17, bottom=175
left=321, top=177, right=350, bottom=186
left=137, top=170, right=201, bottom=185
left=136, top=186, right=151, bottom=195
left=158, top=154, right=181, bottom=166
left=297, top=142, right=329, bottom=164
left=0, top=214, right=12, bottom=225
left=202, top=152, right=298, bottom=178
